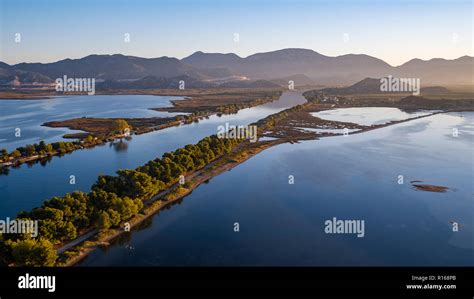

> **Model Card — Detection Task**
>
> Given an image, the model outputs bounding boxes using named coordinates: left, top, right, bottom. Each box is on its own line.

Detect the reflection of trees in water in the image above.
left=0, top=167, right=9, bottom=175
left=116, top=232, right=132, bottom=246
left=95, top=198, right=187, bottom=254
left=109, top=138, right=131, bottom=152
left=101, top=231, right=133, bottom=252
left=40, top=156, right=53, bottom=167
left=24, top=156, right=52, bottom=169
left=135, top=217, right=154, bottom=231
left=1, top=154, right=62, bottom=176
left=112, top=217, right=154, bottom=247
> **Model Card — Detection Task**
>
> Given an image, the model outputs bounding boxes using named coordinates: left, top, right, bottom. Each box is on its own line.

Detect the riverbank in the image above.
left=0, top=87, right=283, bottom=100
left=0, top=89, right=282, bottom=172
left=59, top=138, right=284, bottom=266
left=43, top=88, right=282, bottom=136
left=258, top=92, right=473, bottom=141
left=0, top=132, right=127, bottom=171
left=63, top=110, right=474, bottom=267
left=58, top=102, right=464, bottom=266
left=3, top=89, right=472, bottom=266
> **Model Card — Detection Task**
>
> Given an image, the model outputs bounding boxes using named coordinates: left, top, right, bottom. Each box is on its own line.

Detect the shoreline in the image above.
left=60, top=110, right=456, bottom=266
left=3, top=89, right=472, bottom=266
left=0, top=89, right=282, bottom=171
left=61, top=139, right=285, bottom=266
left=0, top=87, right=284, bottom=100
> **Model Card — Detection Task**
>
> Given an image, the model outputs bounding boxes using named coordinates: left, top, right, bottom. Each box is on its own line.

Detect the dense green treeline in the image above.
left=0, top=119, right=130, bottom=165
left=0, top=134, right=242, bottom=266
left=215, top=95, right=279, bottom=115
left=0, top=140, right=78, bottom=163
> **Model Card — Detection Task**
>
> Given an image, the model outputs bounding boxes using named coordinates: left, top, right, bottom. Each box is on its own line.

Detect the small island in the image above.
left=1, top=84, right=472, bottom=267
left=0, top=88, right=282, bottom=172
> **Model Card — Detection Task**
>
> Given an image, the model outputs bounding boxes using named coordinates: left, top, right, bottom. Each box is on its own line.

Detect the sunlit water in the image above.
left=80, top=112, right=474, bottom=266
left=0, top=95, right=185, bottom=151
left=311, top=107, right=433, bottom=126
left=296, top=127, right=360, bottom=134
left=0, top=91, right=306, bottom=218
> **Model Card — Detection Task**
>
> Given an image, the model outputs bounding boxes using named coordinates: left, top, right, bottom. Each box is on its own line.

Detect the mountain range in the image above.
left=1, top=49, right=472, bottom=88
left=315, top=77, right=451, bottom=95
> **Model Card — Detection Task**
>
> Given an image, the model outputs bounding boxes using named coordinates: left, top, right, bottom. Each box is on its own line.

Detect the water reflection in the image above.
left=110, top=138, right=131, bottom=152
left=0, top=95, right=183, bottom=151
left=0, top=91, right=307, bottom=219
left=80, top=112, right=473, bottom=267
left=312, top=107, right=432, bottom=126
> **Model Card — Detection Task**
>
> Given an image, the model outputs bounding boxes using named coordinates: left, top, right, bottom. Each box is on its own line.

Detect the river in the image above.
left=1, top=93, right=472, bottom=266
left=80, top=111, right=473, bottom=266
left=0, top=91, right=306, bottom=219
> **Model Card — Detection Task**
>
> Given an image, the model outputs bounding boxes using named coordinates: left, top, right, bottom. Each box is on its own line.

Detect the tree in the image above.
left=93, top=170, right=162, bottom=201
left=37, top=141, right=47, bottom=152
left=23, top=206, right=78, bottom=242
left=59, top=221, right=77, bottom=240
left=88, top=190, right=142, bottom=225
left=96, top=211, right=111, bottom=230
left=11, top=150, right=21, bottom=159
left=107, top=209, right=121, bottom=226
left=84, top=135, right=95, bottom=144
left=45, top=191, right=90, bottom=228
left=7, top=238, right=57, bottom=266
left=117, top=198, right=142, bottom=220
left=113, top=119, right=130, bottom=134
left=44, top=144, right=54, bottom=154
left=0, top=239, right=12, bottom=266
left=0, top=149, right=8, bottom=161
left=3, top=132, right=245, bottom=266
left=25, top=144, right=36, bottom=156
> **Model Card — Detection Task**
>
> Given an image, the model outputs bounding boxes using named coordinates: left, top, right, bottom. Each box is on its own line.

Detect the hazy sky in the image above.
left=0, top=0, right=472, bottom=66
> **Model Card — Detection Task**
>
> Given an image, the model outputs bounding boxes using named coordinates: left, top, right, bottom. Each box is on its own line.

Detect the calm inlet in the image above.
left=0, top=91, right=306, bottom=218
left=80, top=112, right=473, bottom=266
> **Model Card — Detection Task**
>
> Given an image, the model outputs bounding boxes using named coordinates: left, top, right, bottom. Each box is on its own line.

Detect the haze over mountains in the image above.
left=315, top=77, right=451, bottom=95
left=183, top=49, right=473, bottom=86
left=1, top=48, right=472, bottom=88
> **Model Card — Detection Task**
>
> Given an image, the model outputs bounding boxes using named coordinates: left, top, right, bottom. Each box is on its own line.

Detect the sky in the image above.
left=0, top=0, right=472, bottom=66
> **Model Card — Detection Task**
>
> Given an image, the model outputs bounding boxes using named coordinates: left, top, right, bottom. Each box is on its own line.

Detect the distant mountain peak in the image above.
left=184, top=51, right=242, bottom=60
left=3, top=48, right=472, bottom=86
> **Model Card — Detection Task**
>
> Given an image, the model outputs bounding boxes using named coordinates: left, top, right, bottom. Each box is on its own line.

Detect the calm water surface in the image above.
left=312, top=107, right=432, bottom=126
left=80, top=112, right=473, bottom=266
left=0, top=91, right=306, bottom=218
left=0, top=95, right=184, bottom=151
left=2, top=94, right=472, bottom=266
